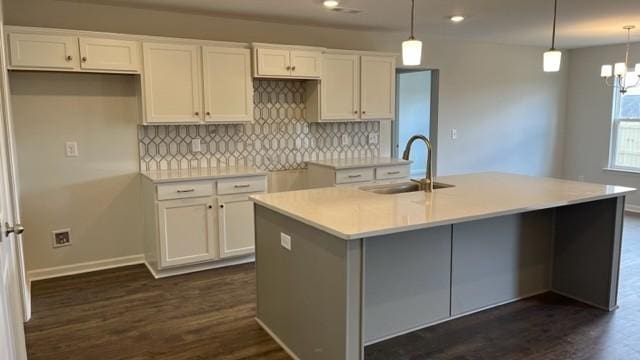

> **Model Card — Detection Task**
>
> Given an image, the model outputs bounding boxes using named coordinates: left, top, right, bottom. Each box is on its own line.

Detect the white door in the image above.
left=360, top=55, right=396, bottom=120
left=203, top=46, right=253, bottom=123
left=218, top=194, right=255, bottom=258
left=321, top=54, right=360, bottom=120
left=158, top=197, right=217, bottom=268
left=290, top=50, right=322, bottom=78
left=79, top=37, right=141, bottom=72
left=8, top=33, right=79, bottom=70
left=142, top=43, right=202, bottom=123
left=255, top=48, right=291, bottom=77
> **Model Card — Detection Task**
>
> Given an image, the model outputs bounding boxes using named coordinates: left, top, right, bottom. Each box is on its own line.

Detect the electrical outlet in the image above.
left=280, top=233, right=292, bottom=251
left=191, top=138, right=201, bottom=152
left=450, top=129, right=458, bottom=140
left=65, top=142, right=79, bottom=157
left=52, top=229, right=72, bottom=248
left=341, top=134, right=350, bottom=146
left=368, top=133, right=379, bottom=144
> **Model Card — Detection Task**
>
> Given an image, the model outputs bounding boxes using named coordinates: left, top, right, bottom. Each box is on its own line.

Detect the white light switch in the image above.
left=450, top=128, right=458, bottom=140
left=191, top=138, right=201, bottom=152
left=368, top=133, right=379, bottom=144
left=280, top=233, right=292, bottom=251
left=65, top=142, right=78, bottom=157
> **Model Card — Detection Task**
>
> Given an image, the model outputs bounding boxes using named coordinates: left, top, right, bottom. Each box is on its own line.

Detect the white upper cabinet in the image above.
left=79, top=37, right=140, bottom=72
left=203, top=46, right=253, bottom=123
left=253, top=44, right=323, bottom=79
left=290, top=50, right=322, bottom=78
left=8, top=33, right=79, bottom=70
left=142, top=43, right=202, bottom=123
left=360, top=55, right=396, bottom=120
left=255, top=48, right=291, bottom=77
left=321, top=54, right=360, bottom=121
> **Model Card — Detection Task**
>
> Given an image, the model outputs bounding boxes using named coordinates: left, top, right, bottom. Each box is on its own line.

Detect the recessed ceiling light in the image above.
left=450, top=15, right=465, bottom=23
left=323, top=0, right=340, bottom=8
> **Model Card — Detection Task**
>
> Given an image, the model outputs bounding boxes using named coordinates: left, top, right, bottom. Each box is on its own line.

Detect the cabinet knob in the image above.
left=362, top=110, right=367, bottom=114
left=220, top=204, right=224, bottom=208
left=194, top=111, right=200, bottom=116
left=206, top=111, right=211, bottom=116
left=65, top=55, right=73, bottom=61
left=354, top=110, right=358, bottom=114
left=208, top=205, right=213, bottom=209
left=81, top=56, right=87, bottom=62
left=286, top=66, right=291, bottom=70
left=291, top=66, right=296, bottom=71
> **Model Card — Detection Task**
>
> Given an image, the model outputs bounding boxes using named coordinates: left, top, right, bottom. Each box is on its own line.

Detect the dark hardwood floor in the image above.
left=26, top=215, right=640, bottom=360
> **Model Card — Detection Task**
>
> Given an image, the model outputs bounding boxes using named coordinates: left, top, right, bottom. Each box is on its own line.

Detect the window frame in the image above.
left=608, top=75, right=640, bottom=171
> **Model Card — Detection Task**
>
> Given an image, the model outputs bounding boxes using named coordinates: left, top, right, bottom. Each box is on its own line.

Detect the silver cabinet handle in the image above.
left=5, top=223, right=24, bottom=237
left=387, top=171, right=400, bottom=175
left=348, top=175, right=362, bottom=178
left=234, top=184, right=251, bottom=188
left=177, top=189, right=195, bottom=193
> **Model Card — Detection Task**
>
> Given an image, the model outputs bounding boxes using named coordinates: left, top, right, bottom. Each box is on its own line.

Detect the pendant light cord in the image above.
left=410, top=0, right=415, bottom=40
left=551, top=0, right=558, bottom=49
left=625, top=27, right=631, bottom=67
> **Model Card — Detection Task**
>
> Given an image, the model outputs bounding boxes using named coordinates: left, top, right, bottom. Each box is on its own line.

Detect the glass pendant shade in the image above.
left=601, top=65, right=613, bottom=78
left=402, top=39, right=422, bottom=66
left=614, top=62, right=627, bottom=76
left=543, top=50, right=562, bottom=72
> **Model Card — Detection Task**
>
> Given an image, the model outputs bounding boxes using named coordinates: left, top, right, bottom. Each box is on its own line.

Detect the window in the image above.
left=609, top=71, right=640, bottom=170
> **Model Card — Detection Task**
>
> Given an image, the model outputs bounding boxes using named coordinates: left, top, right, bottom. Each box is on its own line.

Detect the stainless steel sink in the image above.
left=360, top=181, right=455, bottom=195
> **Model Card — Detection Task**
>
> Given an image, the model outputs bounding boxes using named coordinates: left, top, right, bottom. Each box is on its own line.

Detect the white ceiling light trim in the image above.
left=402, top=0, right=422, bottom=66
left=601, top=25, right=640, bottom=94
left=323, top=0, right=339, bottom=9
left=450, top=15, right=465, bottom=23
left=543, top=0, right=561, bottom=72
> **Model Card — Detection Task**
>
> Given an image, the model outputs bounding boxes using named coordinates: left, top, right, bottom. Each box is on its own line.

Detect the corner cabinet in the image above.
left=141, top=174, right=267, bottom=278
left=306, top=52, right=396, bottom=122
left=142, top=42, right=253, bottom=124
left=253, top=44, right=323, bottom=79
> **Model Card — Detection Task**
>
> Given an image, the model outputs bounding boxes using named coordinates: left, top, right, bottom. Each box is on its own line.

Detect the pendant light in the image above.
left=402, top=0, right=422, bottom=66
left=543, top=0, right=562, bottom=72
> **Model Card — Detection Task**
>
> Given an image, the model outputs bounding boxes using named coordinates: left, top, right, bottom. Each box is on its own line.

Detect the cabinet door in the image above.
left=8, top=33, right=79, bottom=70
left=255, top=48, right=291, bottom=77
left=218, top=195, right=255, bottom=258
left=203, top=47, right=253, bottom=123
left=158, top=197, right=217, bottom=268
left=360, top=56, right=396, bottom=120
left=290, top=50, right=322, bottom=78
left=321, top=54, right=360, bottom=120
left=142, top=43, right=202, bottom=123
left=79, top=37, right=141, bottom=72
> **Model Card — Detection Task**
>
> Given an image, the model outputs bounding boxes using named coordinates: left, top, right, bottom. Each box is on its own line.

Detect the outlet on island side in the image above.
left=280, top=232, right=292, bottom=251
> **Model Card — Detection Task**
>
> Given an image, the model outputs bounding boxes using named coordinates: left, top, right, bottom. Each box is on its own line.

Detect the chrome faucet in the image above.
left=401, top=134, right=434, bottom=192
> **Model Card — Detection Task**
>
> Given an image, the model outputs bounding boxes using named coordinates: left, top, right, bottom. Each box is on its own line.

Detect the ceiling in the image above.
left=59, top=0, right=640, bottom=48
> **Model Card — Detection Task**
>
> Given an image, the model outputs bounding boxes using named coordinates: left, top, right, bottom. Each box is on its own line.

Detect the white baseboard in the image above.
left=625, top=204, right=640, bottom=214
left=28, top=254, right=145, bottom=283
left=255, top=317, right=301, bottom=360
left=144, top=255, right=255, bottom=279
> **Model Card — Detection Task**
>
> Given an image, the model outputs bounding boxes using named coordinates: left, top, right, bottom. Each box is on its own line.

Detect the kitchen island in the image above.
left=250, top=172, right=634, bottom=360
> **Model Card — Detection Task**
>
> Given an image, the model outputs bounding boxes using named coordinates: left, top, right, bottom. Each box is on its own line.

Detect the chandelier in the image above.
left=600, top=25, right=640, bottom=94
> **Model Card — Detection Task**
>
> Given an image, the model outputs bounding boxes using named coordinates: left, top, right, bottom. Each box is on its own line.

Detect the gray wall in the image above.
left=564, top=42, right=640, bottom=206
left=397, top=71, right=431, bottom=176
left=3, top=0, right=569, bottom=271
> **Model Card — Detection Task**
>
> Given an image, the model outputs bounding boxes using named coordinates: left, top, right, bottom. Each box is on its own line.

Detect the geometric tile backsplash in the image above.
left=138, top=79, right=380, bottom=172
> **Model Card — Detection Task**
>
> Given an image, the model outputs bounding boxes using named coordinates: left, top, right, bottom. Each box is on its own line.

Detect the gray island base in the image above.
left=251, top=173, right=633, bottom=360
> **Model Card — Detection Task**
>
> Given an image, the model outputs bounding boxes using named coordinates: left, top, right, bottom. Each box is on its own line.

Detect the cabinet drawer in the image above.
left=217, top=177, right=266, bottom=195
left=376, top=165, right=410, bottom=180
left=335, top=168, right=374, bottom=184
left=157, top=181, right=213, bottom=200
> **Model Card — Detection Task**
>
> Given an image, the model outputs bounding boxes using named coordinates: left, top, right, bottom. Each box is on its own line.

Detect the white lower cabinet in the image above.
left=142, top=174, right=267, bottom=277
left=158, top=197, right=217, bottom=267
left=218, top=194, right=256, bottom=258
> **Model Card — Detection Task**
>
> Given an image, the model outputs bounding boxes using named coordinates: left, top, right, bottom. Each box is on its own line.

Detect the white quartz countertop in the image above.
left=251, top=172, right=635, bottom=240
left=306, top=157, right=411, bottom=169
left=141, top=167, right=267, bottom=183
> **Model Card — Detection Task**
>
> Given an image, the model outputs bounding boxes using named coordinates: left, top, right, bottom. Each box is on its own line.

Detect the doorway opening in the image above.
left=393, top=69, right=439, bottom=178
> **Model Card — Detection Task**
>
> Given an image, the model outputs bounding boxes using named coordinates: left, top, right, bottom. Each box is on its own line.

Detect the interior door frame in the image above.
left=393, top=67, right=439, bottom=177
